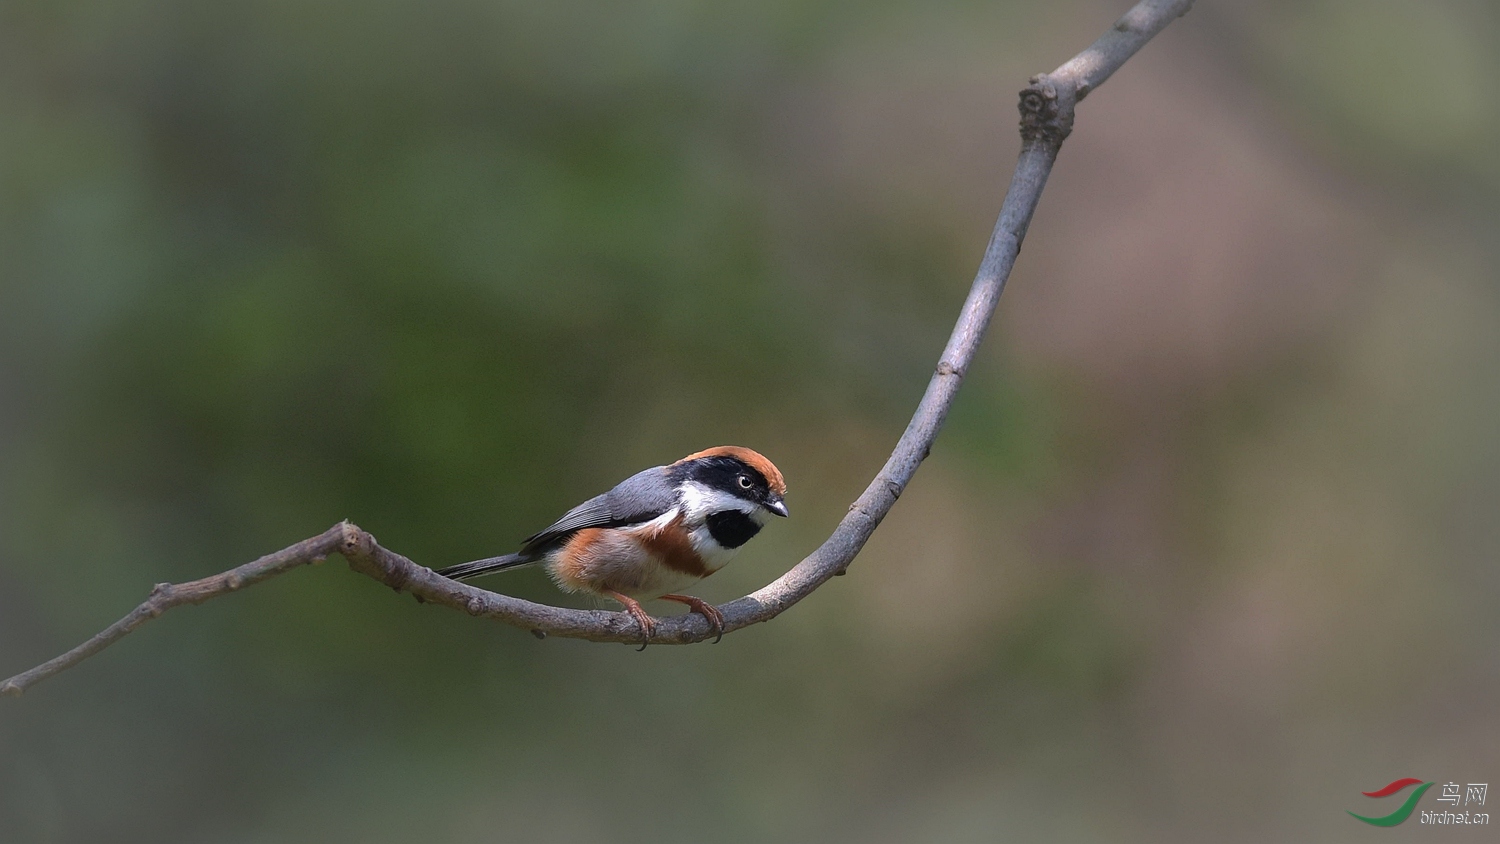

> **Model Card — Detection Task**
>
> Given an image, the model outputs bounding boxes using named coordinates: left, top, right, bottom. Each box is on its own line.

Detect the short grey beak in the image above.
left=764, top=496, right=789, bottom=518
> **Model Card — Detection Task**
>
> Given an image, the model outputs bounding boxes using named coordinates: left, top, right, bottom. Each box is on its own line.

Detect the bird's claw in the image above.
left=605, top=590, right=657, bottom=650
left=626, top=604, right=656, bottom=651
left=661, top=594, right=725, bottom=644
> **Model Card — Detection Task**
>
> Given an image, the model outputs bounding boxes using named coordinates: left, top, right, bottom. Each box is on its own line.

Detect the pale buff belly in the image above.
left=545, top=524, right=736, bottom=600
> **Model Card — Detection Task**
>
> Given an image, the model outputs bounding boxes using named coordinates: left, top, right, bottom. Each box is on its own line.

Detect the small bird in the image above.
left=438, top=446, right=787, bottom=647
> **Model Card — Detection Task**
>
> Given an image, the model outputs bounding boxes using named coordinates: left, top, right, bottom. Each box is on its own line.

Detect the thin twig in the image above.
left=2, top=0, right=1194, bottom=697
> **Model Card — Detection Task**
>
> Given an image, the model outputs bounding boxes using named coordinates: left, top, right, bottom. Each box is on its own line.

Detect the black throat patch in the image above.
left=705, top=511, right=762, bottom=549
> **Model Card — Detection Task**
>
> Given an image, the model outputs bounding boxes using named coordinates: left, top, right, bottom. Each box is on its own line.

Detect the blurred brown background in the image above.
left=2, top=0, right=1497, bottom=841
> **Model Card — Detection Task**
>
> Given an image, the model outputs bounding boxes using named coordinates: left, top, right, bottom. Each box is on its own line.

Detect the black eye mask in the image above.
left=678, top=456, right=770, bottom=500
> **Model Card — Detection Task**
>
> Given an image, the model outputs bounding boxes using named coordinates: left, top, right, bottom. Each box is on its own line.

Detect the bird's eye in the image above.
left=737, top=474, right=753, bottom=489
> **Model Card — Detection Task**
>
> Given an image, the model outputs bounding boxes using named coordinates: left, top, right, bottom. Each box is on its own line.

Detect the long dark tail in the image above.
left=436, top=553, right=536, bottom=581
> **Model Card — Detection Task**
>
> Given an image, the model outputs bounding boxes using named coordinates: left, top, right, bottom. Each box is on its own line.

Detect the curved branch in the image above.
left=2, top=0, right=1194, bottom=697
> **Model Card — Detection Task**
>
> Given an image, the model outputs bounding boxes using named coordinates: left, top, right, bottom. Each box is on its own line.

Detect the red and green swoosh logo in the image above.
left=1349, top=778, right=1434, bottom=826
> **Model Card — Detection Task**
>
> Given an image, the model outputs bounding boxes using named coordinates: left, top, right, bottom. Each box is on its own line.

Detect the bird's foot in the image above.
left=659, top=594, right=725, bottom=644
left=605, top=590, right=657, bottom=650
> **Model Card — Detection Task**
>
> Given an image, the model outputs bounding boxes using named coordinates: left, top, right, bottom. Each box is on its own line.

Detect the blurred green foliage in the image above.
left=3, top=1, right=1499, bottom=842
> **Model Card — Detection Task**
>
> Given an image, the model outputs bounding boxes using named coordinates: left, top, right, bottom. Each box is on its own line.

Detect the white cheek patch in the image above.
left=677, top=480, right=757, bottom=522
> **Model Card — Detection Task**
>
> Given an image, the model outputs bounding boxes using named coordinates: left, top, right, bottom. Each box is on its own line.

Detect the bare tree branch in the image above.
left=2, top=0, right=1194, bottom=698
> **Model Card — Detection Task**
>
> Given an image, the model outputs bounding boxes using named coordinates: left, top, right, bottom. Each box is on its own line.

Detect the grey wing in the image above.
left=518, top=494, right=613, bottom=550
left=518, top=466, right=677, bottom=553
left=605, top=465, right=679, bottom=519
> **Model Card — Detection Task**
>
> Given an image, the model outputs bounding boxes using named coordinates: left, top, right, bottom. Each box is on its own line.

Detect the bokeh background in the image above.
left=3, top=0, right=1498, bottom=841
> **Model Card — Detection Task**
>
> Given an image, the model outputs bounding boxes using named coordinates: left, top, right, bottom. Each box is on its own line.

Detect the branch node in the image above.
left=465, top=596, right=486, bottom=616
left=150, top=582, right=174, bottom=598
left=226, top=573, right=243, bottom=591
left=937, top=360, right=964, bottom=377
left=1018, top=77, right=1073, bottom=145
left=530, top=629, right=547, bottom=640
left=338, top=521, right=374, bottom=560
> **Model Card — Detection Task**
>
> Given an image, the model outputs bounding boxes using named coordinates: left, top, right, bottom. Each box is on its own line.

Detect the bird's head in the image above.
left=671, top=446, right=788, bottom=521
